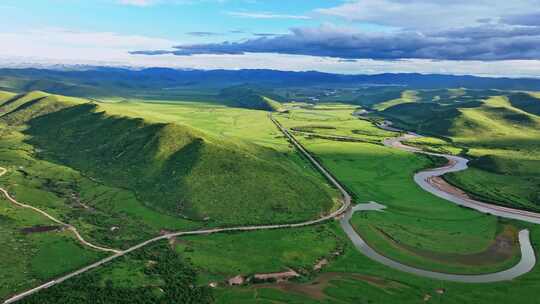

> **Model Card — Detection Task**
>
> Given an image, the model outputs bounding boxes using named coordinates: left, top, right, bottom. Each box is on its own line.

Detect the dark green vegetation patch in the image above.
left=18, top=243, right=214, bottom=304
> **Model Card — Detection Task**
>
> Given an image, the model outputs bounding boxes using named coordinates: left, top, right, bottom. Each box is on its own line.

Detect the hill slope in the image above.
left=507, top=92, right=540, bottom=116
left=0, top=91, right=16, bottom=104
left=219, top=86, right=284, bottom=111
left=378, top=92, right=540, bottom=211
left=0, top=91, right=334, bottom=226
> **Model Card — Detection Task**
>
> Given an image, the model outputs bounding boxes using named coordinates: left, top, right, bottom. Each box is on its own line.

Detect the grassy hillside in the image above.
left=219, top=86, right=284, bottom=111
left=372, top=90, right=419, bottom=111
left=0, top=91, right=16, bottom=104
left=0, top=91, right=335, bottom=227
left=377, top=92, right=540, bottom=211
left=442, top=96, right=540, bottom=210
left=507, top=92, right=540, bottom=116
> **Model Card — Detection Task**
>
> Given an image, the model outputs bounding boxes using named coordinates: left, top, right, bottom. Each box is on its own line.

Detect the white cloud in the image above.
left=0, top=27, right=538, bottom=78
left=316, top=0, right=540, bottom=30
left=0, top=27, right=176, bottom=67
left=0, top=28, right=175, bottom=57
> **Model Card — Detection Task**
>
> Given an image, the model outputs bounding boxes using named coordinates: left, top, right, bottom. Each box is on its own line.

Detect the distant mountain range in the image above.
left=1, top=67, right=539, bottom=97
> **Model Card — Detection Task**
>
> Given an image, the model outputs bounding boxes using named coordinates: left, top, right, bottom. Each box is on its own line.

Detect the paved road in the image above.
left=1, top=115, right=351, bottom=304
left=340, top=203, right=536, bottom=283
left=275, top=117, right=537, bottom=282
left=3, top=115, right=539, bottom=303
left=381, top=126, right=540, bottom=224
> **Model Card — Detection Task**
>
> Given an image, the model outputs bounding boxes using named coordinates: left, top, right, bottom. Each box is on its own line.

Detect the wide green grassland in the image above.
left=0, top=194, right=104, bottom=299
left=0, top=90, right=338, bottom=299
left=214, top=224, right=540, bottom=304
left=2, top=87, right=539, bottom=304
left=13, top=217, right=540, bottom=304
left=175, top=223, right=344, bottom=284
left=274, top=105, right=522, bottom=274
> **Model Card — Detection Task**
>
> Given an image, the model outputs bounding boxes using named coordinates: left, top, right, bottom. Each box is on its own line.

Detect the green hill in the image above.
left=372, top=90, right=419, bottom=111
left=0, top=91, right=16, bottom=104
left=507, top=92, right=540, bottom=116
left=0, top=91, right=86, bottom=125
left=0, top=91, right=334, bottom=226
left=0, top=76, right=106, bottom=97
left=219, top=86, right=284, bottom=111
left=378, top=93, right=540, bottom=211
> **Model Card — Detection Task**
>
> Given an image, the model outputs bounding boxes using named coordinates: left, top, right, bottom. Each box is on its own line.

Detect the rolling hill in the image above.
left=219, top=86, right=284, bottom=111
left=377, top=90, right=540, bottom=211
left=1, top=68, right=540, bottom=101
left=0, top=91, right=335, bottom=226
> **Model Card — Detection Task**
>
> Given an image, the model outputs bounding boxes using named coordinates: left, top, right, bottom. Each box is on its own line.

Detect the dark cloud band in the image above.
left=131, top=22, right=540, bottom=61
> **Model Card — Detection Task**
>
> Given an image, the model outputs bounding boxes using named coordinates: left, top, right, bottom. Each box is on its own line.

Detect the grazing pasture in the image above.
left=274, top=104, right=521, bottom=274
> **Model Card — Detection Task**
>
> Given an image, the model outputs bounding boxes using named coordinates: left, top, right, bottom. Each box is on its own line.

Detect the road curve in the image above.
left=4, top=115, right=538, bottom=303
left=332, top=120, right=538, bottom=282
left=381, top=126, right=540, bottom=224
left=0, top=167, right=121, bottom=254
left=274, top=117, right=536, bottom=282
left=340, top=204, right=536, bottom=283
left=2, top=115, right=351, bottom=304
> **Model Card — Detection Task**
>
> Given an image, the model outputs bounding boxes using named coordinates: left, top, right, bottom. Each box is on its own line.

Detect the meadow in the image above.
left=175, top=223, right=345, bottom=284
left=12, top=218, right=540, bottom=304
left=210, top=100, right=540, bottom=303
left=1, top=87, right=539, bottom=304
left=206, top=221, right=540, bottom=304
left=274, top=104, right=522, bottom=274
left=0, top=90, right=339, bottom=300
left=0, top=194, right=105, bottom=299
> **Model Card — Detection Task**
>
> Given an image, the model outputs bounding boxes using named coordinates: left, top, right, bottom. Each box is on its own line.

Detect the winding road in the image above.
left=383, top=132, right=540, bottom=224
left=1, top=115, right=351, bottom=304
left=2, top=115, right=540, bottom=303
left=373, top=121, right=540, bottom=225
left=340, top=203, right=536, bottom=283
left=281, top=117, right=538, bottom=282
left=337, top=121, right=539, bottom=282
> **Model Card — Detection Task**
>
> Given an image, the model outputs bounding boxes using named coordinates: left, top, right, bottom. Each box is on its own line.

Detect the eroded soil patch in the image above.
left=254, top=272, right=405, bottom=300
left=20, top=225, right=63, bottom=234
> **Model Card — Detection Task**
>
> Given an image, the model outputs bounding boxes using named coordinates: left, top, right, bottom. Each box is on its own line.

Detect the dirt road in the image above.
left=1, top=115, right=351, bottom=304
left=0, top=167, right=121, bottom=254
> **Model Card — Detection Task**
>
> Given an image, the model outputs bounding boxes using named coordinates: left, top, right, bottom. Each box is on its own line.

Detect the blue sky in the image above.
left=1, top=0, right=539, bottom=77
left=0, top=1, right=342, bottom=43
